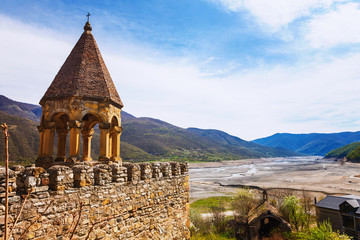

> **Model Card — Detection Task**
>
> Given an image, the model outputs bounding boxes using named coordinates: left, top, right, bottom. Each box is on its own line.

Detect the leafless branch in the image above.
left=84, top=215, right=116, bottom=240
left=17, top=199, right=54, bottom=240
left=69, top=202, right=83, bottom=240
left=1, top=123, right=9, bottom=240
left=8, top=190, right=32, bottom=237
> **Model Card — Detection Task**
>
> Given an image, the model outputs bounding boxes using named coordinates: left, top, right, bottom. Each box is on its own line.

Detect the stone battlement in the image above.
left=0, top=162, right=190, bottom=239
left=1, top=162, right=188, bottom=193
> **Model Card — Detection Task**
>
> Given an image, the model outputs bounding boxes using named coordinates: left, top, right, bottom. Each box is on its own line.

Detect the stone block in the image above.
left=170, top=162, right=180, bottom=176
left=48, top=165, right=74, bottom=191
left=152, top=163, right=162, bottom=179
left=73, top=164, right=94, bottom=188
left=94, top=164, right=111, bottom=186
left=24, top=176, right=37, bottom=188
left=160, top=162, right=170, bottom=178
left=123, top=163, right=141, bottom=182
left=139, top=163, right=152, bottom=180
left=180, top=162, right=188, bottom=175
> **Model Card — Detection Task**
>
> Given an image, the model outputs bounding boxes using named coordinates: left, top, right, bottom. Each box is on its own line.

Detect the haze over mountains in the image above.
left=0, top=95, right=298, bottom=163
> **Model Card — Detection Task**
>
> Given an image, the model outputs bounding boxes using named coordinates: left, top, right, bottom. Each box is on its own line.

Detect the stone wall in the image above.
left=0, top=162, right=190, bottom=239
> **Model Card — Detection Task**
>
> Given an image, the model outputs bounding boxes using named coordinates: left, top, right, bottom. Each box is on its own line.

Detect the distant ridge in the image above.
left=0, top=95, right=300, bottom=163
left=0, top=95, right=41, bottom=122
left=253, top=132, right=360, bottom=156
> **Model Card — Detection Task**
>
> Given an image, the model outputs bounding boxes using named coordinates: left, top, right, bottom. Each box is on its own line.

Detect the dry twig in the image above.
left=84, top=215, right=117, bottom=240
left=17, top=199, right=54, bottom=240
left=68, top=202, right=83, bottom=240
left=8, top=190, right=32, bottom=237
left=1, top=123, right=9, bottom=240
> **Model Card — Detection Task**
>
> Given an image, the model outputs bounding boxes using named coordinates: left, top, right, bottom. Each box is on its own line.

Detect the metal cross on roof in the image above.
left=87, top=12, right=91, bottom=22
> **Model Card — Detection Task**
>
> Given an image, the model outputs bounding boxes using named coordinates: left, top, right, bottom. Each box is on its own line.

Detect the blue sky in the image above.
left=1, top=0, right=360, bottom=140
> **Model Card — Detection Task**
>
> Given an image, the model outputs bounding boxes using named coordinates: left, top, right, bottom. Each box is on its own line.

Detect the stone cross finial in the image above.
left=87, top=12, right=91, bottom=22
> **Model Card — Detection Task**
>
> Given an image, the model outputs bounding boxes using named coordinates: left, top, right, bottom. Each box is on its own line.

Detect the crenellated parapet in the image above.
left=1, top=162, right=188, bottom=195
left=0, top=162, right=190, bottom=239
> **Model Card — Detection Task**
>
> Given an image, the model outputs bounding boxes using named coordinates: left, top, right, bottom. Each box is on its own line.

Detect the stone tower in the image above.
left=36, top=20, right=123, bottom=168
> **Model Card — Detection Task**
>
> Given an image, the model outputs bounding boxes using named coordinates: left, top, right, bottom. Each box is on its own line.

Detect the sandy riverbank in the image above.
left=189, top=157, right=360, bottom=201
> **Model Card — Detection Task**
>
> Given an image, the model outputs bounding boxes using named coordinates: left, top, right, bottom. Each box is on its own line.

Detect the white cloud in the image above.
left=306, top=2, right=360, bottom=48
left=0, top=15, right=74, bottom=104
left=209, top=0, right=346, bottom=31
left=2, top=14, right=360, bottom=141
left=243, top=0, right=327, bottom=31
left=211, top=0, right=243, bottom=12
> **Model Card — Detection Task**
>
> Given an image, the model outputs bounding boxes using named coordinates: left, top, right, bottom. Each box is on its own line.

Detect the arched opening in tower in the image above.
left=81, top=113, right=100, bottom=161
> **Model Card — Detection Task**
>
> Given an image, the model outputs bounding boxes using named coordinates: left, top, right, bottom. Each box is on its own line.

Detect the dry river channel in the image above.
left=189, top=156, right=360, bottom=202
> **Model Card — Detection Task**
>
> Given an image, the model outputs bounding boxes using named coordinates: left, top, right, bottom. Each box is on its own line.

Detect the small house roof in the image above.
left=316, top=195, right=360, bottom=213
left=40, top=21, right=123, bottom=108
left=248, top=201, right=284, bottom=225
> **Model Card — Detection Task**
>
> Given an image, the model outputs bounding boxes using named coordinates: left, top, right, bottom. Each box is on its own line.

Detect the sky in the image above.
left=1, top=0, right=360, bottom=140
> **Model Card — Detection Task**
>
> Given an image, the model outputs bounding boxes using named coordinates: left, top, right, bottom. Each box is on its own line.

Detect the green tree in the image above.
left=280, top=195, right=307, bottom=231
left=292, top=221, right=351, bottom=240
left=232, top=189, right=258, bottom=239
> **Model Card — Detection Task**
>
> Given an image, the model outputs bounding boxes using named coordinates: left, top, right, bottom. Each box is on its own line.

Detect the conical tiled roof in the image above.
left=40, top=21, right=123, bottom=108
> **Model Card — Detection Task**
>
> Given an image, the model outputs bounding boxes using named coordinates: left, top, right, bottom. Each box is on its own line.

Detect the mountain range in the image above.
left=253, top=132, right=360, bottom=156
left=0, top=95, right=298, bottom=163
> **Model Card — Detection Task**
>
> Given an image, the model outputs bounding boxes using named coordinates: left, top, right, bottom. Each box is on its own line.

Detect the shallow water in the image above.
left=189, top=156, right=330, bottom=182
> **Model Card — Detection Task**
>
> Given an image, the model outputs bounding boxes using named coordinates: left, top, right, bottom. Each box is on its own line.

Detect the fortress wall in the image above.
left=0, top=162, right=190, bottom=239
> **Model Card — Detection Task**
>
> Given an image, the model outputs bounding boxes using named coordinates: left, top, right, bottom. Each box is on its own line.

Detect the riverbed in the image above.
left=189, top=156, right=360, bottom=200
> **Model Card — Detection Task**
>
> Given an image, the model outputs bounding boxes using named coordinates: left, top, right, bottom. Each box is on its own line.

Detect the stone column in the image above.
left=99, top=123, right=110, bottom=161
left=36, top=122, right=55, bottom=168
left=38, top=126, right=44, bottom=156
left=110, top=126, right=123, bottom=162
left=82, top=128, right=94, bottom=161
left=43, top=126, right=55, bottom=157
left=68, top=120, right=82, bottom=163
left=55, top=128, right=68, bottom=162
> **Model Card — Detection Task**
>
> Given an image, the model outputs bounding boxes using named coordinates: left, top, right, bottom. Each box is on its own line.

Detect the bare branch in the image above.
left=8, top=190, right=32, bottom=237
left=17, top=199, right=54, bottom=240
left=84, top=215, right=116, bottom=240
left=69, top=202, right=83, bottom=240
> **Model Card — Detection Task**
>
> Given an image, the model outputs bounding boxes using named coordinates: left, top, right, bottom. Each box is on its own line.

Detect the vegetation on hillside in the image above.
left=190, top=190, right=350, bottom=240
left=325, top=141, right=360, bottom=159
left=0, top=95, right=300, bottom=164
left=0, top=111, right=38, bottom=165
left=346, top=145, right=360, bottom=161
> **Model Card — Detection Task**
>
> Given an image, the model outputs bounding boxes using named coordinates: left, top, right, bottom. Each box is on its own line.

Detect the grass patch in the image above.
left=191, top=232, right=236, bottom=240
left=190, top=196, right=235, bottom=213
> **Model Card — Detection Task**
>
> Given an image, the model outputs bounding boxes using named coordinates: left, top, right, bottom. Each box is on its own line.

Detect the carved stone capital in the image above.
left=81, top=128, right=95, bottom=137
left=43, top=121, right=56, bottom=129
left=99, top=122, right=111, bottom=129
left=68, top=120, right=82, bottom=128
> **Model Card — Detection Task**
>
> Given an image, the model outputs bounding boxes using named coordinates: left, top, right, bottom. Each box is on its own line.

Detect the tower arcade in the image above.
left=36, top=20, right=123, bottom=168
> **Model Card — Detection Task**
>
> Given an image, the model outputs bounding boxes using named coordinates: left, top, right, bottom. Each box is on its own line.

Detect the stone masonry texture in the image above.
left=0, top=162, right=190, bottom=239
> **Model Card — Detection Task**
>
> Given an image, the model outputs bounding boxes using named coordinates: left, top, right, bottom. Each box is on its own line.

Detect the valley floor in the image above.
left=189, top=156, right=360, bottom=201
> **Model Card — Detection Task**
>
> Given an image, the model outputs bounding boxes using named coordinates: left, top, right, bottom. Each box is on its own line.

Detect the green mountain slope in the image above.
left=253, top=132, right=360, bottom=156
left=324, top=142, right=360, bottom=159
left=346, top=146, right=360, bottom=161
left=0, top=110, right=39, bottom=164
left=0, top=95, right=300, bottom=163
